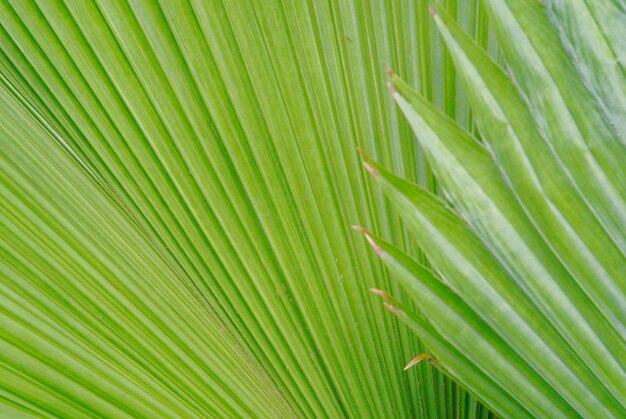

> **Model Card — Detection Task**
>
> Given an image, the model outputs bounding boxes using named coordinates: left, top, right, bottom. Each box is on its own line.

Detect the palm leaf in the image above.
left=357, top=1, right=625, bottom=417
left=0, top=0, right=495, bottom=417
left=3, top=0, right=622, bottom=417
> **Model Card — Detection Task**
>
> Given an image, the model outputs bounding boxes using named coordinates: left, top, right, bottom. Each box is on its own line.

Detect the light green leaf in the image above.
left=359, top=155, right=623, bottom=417
left=429, top=5, right=626, bottom=339
left=3, top=0, right=624, bottom=417
left=356, top=2, right=626, bottom=417
left=546, top=0, right=626, bottom=141
left=480, top=0, right=626, bottom=252
left=0, top=0, right=494, bottom=417
left=367, top=285, right=531, bottom=419
left=0, top=80, right=293, bottom=418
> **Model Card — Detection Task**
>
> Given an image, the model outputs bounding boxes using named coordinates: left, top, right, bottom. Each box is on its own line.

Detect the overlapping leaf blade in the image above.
left=0, top=0, right=496, bottom=417
left=430, top=6, right=626, bottom=335
left=546, top=0, right=626, bottom=141
left=359, top=155, right=622, bottom=417
left=481, top=0, right=626, bottom=253
left=359, top=1, right=626, bottom=417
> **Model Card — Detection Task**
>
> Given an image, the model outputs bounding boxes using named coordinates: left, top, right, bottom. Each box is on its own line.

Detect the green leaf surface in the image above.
left=368, top=286, right=530, bottom=419
left=360, top=155, right=623, bottom=417
left=429, top=5, right=626, bottom=339
left=546, top=0, right=626, bottom=142
left=2, top=0, right=624, bottom=417
left=0, top=81, right=293, bottom=418
left=480, top=0, right=626, bottom=253
left=356, top=2, right=626, bottom=417
left=0, top=0, right=495, bottom=417
left=356, top=229, right=568, bottom=418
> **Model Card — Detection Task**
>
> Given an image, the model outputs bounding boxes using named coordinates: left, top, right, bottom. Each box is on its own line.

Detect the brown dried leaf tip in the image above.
left=368, top=288, right=392, bottom=301
left=351, top=225, right=367, bottom=234
left=403, top=353, right=432, bottom=371
left=352, top=226, right=383, bottom=255
left=355, top=146, right=370, bottom=160
left=364, top=233, right=383, bottom=255
left=383, top=302, right=399, bottom=314
left=384, top=66, right=394, bottom=77
left=362, top=161, right=380, bottom=178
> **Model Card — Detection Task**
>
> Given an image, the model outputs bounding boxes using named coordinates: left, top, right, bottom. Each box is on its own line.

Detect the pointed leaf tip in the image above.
left=362, top=161, right=380, bottom=178
left=428, top=6, right=437, bottom=16
left=384, top=66, right=394, bottom=77
left=352, top=227, right=383, bottom=255
left=351, top=225, right=367, bottom=233
left=386, top=81, right=397, bottom=95
left=369, top=288, right=392, bottom=300
left=403, top=354, right=431, bottom=371
left=355, top=147, right=370, bottom=160
left=364, top=233, right=384, bottom=255
left=383, top=302, right=399, bottom=314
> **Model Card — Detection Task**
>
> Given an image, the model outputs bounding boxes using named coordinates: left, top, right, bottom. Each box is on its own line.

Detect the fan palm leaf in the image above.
left=2, top=0, right=624, bottom=417
left=0, top=0, right=493, bottom=417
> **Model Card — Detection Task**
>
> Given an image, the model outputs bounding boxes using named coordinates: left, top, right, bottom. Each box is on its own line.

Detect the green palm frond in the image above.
left=357, top=1, right=625, bottom=417
left=1, top=0, right=624, bottom=418
left=0, top=0, right=494, bottom=417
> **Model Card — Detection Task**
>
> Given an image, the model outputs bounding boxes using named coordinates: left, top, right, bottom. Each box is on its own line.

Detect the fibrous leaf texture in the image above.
left=0, top=0, right=492, bottom=417
left=358, top=1, right=626, bottom=418
left=1, top=0, right=624, bottom=418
